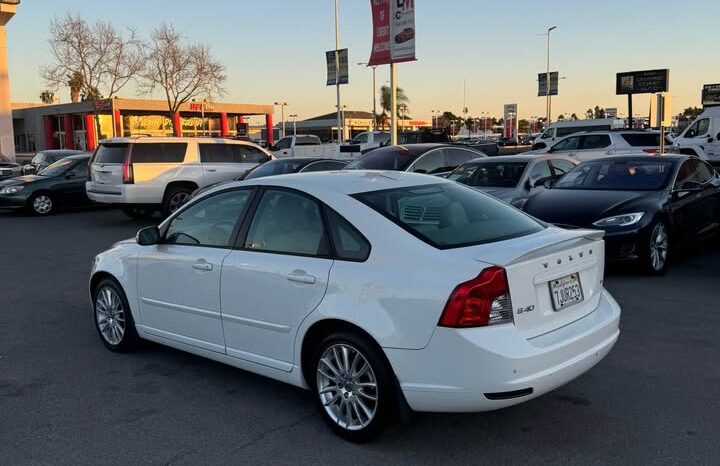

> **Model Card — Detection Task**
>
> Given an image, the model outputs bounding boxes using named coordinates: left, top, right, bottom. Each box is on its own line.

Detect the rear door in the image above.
left=88, top=143, right=128, bottom=194
left=577, top=134, right=612, bottom=160
left=548, top=135, right=582, bottom=158
left=199, top=143, right=270, bottom=185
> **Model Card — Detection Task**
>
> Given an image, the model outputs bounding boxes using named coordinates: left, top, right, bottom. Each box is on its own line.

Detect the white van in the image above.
left=86, top=137, right=272, bottom=218
left=672, top=106, right=720, bottom=166
left=269, top=135, right=338, bottom=159
left=532, top=119, right=624, bottom=150
left=339, top=131, right=390, bottom=158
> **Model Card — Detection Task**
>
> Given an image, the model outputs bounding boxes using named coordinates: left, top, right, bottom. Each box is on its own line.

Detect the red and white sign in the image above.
left=368, top=0, right=416, bottom=66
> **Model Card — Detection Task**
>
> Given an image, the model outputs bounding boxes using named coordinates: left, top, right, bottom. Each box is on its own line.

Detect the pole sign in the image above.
left=537, top=72, right=559, bottom=97
left=701, top=84, right=720, bottom=107
left=503, top=104, right=518, bottom=141
left=326, top=49, right=349, bottom=86
left=368, top=0, right=416, bottom=66
left=616, top=69, right=669, bottom=95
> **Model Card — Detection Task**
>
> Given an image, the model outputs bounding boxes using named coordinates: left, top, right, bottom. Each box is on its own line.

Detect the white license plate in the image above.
left=549, top=273, right=584, bottom=311
left=96, top=171, right=111, bottom=184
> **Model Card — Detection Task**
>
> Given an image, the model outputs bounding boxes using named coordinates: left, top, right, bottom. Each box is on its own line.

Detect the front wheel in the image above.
left=642, top=220, right=670, bottom=275
left=312, top=331, right=397, bottom=442
left=93, top=278, right=140, bottom=352
left=29, top=192, right=54, bottom=216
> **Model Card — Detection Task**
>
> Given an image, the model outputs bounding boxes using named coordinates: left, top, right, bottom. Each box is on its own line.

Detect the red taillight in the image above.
left=122, top=152, right=133, bottom=184
left=643, top=149, right=659, bottom=154
left=438, top=266, right=513, bottom=328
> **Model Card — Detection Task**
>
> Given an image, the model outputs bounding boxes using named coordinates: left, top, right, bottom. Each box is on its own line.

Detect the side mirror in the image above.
left=65, top=172, right=77, bottom=179
left=543, top=178, right=555, bottom=189
left=530, top=176, right=553, bottom=188
left=136, top=226, right=160, bottom=246
left=532, top=142, right=547, bottom=150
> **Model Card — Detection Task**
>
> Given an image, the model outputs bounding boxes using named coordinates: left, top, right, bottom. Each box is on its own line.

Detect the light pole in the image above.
left=289, top=114, right=298, bottom=135
left=544, top=26, right=557, bottom=124
left=357, top=62, right=377, bottom=131
left=274, top=101, right=289, bottom=138
left=334, top=0, right=343, bottom=143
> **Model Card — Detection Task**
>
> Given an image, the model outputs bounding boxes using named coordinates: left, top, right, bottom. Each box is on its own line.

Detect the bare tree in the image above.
left=41, top=14, right=144, bottom=102
left=139, top=24, right=226, bottom=134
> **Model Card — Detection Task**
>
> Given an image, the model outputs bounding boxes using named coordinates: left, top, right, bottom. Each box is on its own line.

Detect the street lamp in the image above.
left=543, top=25, right=557, bottom=124
left=274, top=101, right=289, bottom=138
left=289, top=114, right=298, bottom=136
left=358, top=62, right=378, bottom=131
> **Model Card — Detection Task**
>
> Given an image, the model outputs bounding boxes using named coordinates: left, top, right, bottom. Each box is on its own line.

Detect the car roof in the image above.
left=65, top=154, right=92, bottom=161
left=461, top=154, right=569, bottom=164
left=41, top=149, right=84, bottom=155
left=98, top=137, right=262, bottom=145
left=372, top=143, right=461, bottom=156
left=580, top=154, right=686, bottom=163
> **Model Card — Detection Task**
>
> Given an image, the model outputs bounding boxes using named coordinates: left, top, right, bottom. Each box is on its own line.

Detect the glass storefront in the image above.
left=122, top=114, right=173, bottom=138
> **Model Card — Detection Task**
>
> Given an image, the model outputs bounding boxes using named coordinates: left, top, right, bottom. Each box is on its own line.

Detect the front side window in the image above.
left=582, top=134, right=611, bottom=149
left=684, top=119, right=710, bottom=138
left=555, top=160, right=674, bottom=191
left=527, top=161, right=552, bottom=183
left=540, top=129, right=553, bottom=139
left=448, top=161, right=528, bottom=188
left=164, top=190, right=252, bottom=247
left=410, top=150, right=444, bottom=174
left=131, top=143, right=186, bottom=163
left=351, top=133, right=369, bottom=144
left=244, top=190, right=329, bottom=256
left=38, top=159, right=75, bottom=177
left=354, top=183, right=544, bottom=249
left=675, top=159, right=715, bottom=189
left=551, top=136, right=581, bottom=152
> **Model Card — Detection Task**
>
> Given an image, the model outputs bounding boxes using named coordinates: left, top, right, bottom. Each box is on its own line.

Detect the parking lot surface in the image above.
left=1, top=208, right=718, bottom=466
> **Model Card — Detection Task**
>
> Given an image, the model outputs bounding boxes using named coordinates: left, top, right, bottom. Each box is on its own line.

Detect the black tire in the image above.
left=28, top=192, right=54, bottom=216
left=162, top=186, right=193, bottom=218
left=642, top=220, right=670, bottom=276
left=122, top=206, right=155, bottom=219
left=311, top=330, right=398, bottom=443
left=92, top=278, right=140, bottom=352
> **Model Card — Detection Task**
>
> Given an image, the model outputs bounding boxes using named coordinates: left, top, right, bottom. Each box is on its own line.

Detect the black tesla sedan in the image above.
left=345, top=143, right=486, bottom=175
left=523, top=155, right=720, bottom=274
left=0, top=154, right=93, bottom=215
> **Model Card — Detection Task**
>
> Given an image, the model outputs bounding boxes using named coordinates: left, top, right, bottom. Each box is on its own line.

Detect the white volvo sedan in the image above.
left=90, top=170, right=621, bottom=442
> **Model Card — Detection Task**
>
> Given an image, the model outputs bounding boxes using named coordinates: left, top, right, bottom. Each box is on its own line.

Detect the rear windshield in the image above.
left=353, top=183, right=544, bottom=249
left=295, top=136, right=321, bottom=146
left=554, top=159, right=674, bottom=191
left=448, top=161, right=528, bottom=188
left=345, top=149, right=414, bottom=171
left=94, top=144, right=128, bottom=164
left=619, top=133, right=660, bottom=147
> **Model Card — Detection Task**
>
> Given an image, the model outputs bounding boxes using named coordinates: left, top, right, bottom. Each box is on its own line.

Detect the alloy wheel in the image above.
left=95, top=286, right=126, bottom=346
left=33, top=195, right=52, bottom=215
left=649, top=223, right=669, bottom=271
left=316, top=344, right=378, bottom=431
left=168, top=192, right=190, bottom=213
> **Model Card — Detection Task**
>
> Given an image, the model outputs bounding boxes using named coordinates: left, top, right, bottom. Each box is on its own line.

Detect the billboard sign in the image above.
left=616, top=69, right=669, bottom=95
left=326, top=49, right=349, bottom=86
left=537, top=72, right=559, bottom=97
left=503, top=104, right=518, bottom=141
left=368, top=0, right=416, bottom=66
left=605, top=107, right=618, bottom=119
left=701, top=84, right=720, bottom=107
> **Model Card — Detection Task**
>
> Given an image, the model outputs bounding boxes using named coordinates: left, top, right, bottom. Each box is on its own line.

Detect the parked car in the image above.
left=90, top=170, right=620, bottom=441
left=340, top=131, right=391, bottom=157
left=345, top=143, right=486, bottom=176
left=268, top=135, right=338, bottom=159
left=22, top=149, right=84, bottom=175
left=532, top=118, right=625, bottom=150
left=528, top=130, right=671, bottom=161
left=0, top=154, right=22, bottom=179
left=523, top=155, right=720, bottom=274
left=242, top=157, right=348, bottom=180
left=447, top=155, right=577, bottom=208
left=453, top=138, right=500, bottom=157
left=86, top=137, right=273, bottom=218
left=0, top=154, right=93, bottom=215
left=672, top=105, right=720, bottom=166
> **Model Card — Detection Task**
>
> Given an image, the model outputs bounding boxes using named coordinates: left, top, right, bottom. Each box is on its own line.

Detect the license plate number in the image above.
left=549, top=273, right=584, bottom=311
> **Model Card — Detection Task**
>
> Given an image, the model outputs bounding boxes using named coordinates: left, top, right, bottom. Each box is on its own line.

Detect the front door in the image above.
left=669, top=159, right=720, bottom=243
left=221, top=188, right=333, bottom=371
left=136, top=188, right=254, bottom=353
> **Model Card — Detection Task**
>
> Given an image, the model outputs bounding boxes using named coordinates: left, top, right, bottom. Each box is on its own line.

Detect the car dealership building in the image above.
left=11, top=98, right=276, bottom=153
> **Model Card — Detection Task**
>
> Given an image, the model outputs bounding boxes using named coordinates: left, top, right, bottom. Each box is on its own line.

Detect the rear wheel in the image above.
left=642, top=220, right=670, bottom=275
left=162, top=186, right=193, bottom=217
left=29, top=192, right=54, bottom=216
left=122, top=206, right=155, bottom=219
left=311, top=331, right=396, bottom=442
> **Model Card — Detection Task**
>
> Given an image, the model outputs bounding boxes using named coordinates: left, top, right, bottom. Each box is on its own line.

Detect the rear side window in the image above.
left=131, top=143, right=186, bottom=163
left=346, top=148, right=414, bottom=171
left=619, top=133, right=660, bottom=146
left=200, top=144, right=269, bottom=164
left=94, top=144, right=128, bottom=164
left=354, top=183, right=544, bottom=249
left=582, top=134, right=611, bottom=149
left=326, top=209, right=370, bottom=261
left=301, top=160, right=347, bottom=172
left=295, top=136, right=320, bottom=146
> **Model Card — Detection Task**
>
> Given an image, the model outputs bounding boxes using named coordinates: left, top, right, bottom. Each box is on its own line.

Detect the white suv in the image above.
left=532, top=130, right=670, bottom=161
left=86, top=137, right=273, bottom=217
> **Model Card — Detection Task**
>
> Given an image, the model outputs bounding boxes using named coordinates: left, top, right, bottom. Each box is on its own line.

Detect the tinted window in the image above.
left=200, top=144, right=269, bottom=164
left=448, top=161, right=527, bottom=188
left=131, top=143, right=186, bottom=163
left=38, top=159, right=75, bottom=177
left=94, top=144, right=128, bottom=164
left=69, top=159, right=89, bottom=175
left=528, top=161, right=552, bottom=182
left=410, top=149, right=444, bottom=174
left=555, top=160, right=674, bottom=191
left=300, top=160, right=347, bottom=173
left=354, top=183, right=544, bottom=249
left=375, top=133, right=391, bottom=144
left=326, top=209, right=370, bottom=261
left=244, top=159, right=309, bottom=180
left=556, top=125, right=610, bottom=137
left=445, top=148, right=480, bottom=167
left=164, top=190, right=252, bottom=247
left=582, top=134, right=611, bottom=149
left=351, top=133, right=368, bottom=144
left=552, top=136, right=581, bottom=151
left=549, top=159, right=575, bottom=176
left=345, top=148, right=414, bottom=171
left=620, top=133, right=661, bottom=146
left=685, top=119, right=710, bottom=138
left=244, top=190, right=329, bottom=256
left=275, top=138, right=292, bottom=150
left=295, top=136, right=320, bottom=146
left=237, top=145, right=270, bottom=163
left=675, top=159, right=715, bottom=188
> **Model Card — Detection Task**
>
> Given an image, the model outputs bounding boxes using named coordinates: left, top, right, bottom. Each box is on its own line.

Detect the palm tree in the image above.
left=39, top=90, right=55, bottom=104
left=67, top=71, right=83, bottom=103
left=379, top=85, right=410, bottom=129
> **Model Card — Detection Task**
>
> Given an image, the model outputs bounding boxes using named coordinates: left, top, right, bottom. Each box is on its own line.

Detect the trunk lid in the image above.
left=88, top=143, right=129, bottom=193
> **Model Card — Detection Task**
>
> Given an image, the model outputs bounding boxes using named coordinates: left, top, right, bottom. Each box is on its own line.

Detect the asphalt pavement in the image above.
left=1, top=207, right=718, bottom=466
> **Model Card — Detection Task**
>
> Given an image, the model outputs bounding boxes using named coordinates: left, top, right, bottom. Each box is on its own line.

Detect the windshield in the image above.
left=554, top=159, right=675, bottom=191
left=353, top=183, right=544, bottom=249
left=39, top=159, right=75, bottom=177
left=345, top=149, right=414, bottom=171
left=0, top=154, right=10, bottom=163
left=244, top=159, right=311, bottom=180
left=448, top=161, right=528, bottom=188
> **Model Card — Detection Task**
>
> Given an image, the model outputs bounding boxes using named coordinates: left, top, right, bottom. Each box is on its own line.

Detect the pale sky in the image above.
left=7, top=0, right=720, bottom=123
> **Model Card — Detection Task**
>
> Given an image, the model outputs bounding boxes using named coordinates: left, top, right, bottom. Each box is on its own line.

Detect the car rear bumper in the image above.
left=384, top=289, right=620, bottom=413
left=86, top=182, right=164, bottom=205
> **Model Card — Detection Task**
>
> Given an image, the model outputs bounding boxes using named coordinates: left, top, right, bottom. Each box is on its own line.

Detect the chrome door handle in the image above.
left=205, top=169, right=217, bottom=172
left=192, top=260, right=213, bottom=271
left=286, top=271, right=316, bottom=284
